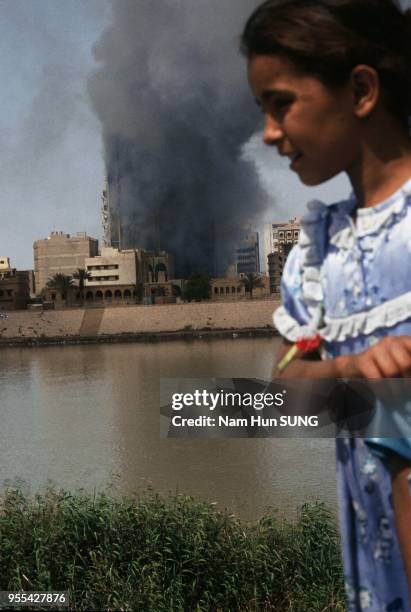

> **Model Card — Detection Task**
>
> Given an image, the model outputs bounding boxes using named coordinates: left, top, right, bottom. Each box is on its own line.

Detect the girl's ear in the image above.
left=349, top=65, right=380, bottom=119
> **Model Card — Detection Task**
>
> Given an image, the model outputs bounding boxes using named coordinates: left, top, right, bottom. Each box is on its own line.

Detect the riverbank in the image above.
left=0, top=486, right=345, bottom=611
left=0, top=299, right=280, bottom=346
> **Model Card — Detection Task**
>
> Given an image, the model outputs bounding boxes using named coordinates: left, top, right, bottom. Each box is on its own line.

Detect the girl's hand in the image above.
left=336, top=336, right=411, bottom=379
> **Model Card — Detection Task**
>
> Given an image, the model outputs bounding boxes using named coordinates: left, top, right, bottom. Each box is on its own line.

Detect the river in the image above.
left=0, top=337, right=336, bottom=520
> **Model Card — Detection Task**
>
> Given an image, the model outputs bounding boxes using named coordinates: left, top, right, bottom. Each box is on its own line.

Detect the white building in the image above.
left=265, top=218, right=301, bottom=293
left=264, top=217, right=301, bottom=261
left=85, top=247, right=145, bottom=287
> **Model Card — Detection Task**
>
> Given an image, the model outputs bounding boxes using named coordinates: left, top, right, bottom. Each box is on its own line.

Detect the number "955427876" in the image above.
left=0, top=591, right=69, bottom=608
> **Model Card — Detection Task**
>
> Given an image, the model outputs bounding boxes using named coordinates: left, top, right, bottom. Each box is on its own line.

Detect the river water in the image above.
left=0, top=337, right=336, bottom=520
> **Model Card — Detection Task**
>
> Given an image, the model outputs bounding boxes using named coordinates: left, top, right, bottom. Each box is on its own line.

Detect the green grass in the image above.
left=0, top=485, right=346, bottom=611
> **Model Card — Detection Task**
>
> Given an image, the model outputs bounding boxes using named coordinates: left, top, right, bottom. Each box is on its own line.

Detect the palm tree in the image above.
left=46, top=273, right=75, bottom=306
left=73, top=268, right=91, bottom=304
left=239, top=273, right=264, bottom=298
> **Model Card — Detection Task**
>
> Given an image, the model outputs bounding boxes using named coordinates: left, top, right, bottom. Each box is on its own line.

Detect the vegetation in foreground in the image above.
left=0, top=486, right=345, bottom=611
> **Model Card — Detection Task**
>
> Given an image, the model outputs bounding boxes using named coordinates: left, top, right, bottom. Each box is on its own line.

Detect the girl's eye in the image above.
left=273, top=98, right=291, bottom=111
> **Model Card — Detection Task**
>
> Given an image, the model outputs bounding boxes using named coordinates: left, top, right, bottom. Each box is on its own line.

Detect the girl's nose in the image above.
left=263, top=115, right=283, bottom=146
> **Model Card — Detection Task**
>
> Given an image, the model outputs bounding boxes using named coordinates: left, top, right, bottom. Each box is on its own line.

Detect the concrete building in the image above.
left=145, top=250, right=174, bottom=283
left=41, top=246, right=177, bottom=308
left=264, top=217, right=301, bottom=261
left=85, top=247, right=145, bottom=286
left=34, top=231, right=99, bottom=293
left=83, top=247, right=145, bottom=305
left=0, top=257, right=31, bottom=310
left=211, top=275, right=270, bottom=301
left=236, top=228, right=260, bottom=276
left=266, top=218, right=301, bottom=293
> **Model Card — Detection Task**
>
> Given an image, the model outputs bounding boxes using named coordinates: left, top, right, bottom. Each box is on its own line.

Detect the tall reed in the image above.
left=0, top=485, right=345, bottom=611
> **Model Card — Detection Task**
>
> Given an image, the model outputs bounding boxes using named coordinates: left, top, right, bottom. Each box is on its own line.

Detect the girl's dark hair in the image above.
left=241, top=0, right=411, bottom=127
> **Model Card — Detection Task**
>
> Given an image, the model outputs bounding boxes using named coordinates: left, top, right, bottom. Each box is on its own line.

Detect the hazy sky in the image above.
left=2, top=0, right=110, bottom=269
left=2, top=0, right=350, bottom=271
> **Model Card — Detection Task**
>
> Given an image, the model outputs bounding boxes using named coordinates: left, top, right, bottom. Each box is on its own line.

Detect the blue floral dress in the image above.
left=274, top=179, right=411, bottom=611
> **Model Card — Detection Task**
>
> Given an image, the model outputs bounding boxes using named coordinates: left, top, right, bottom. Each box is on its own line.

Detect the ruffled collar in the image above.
left=354, top=178, right=411, bottom=236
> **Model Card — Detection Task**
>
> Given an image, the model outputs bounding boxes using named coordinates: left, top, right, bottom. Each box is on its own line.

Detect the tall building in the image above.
left=101, top=177, right=123, bottom=250
left=264, top=217, right=300, bottom=262
left=33, top=231, right=99, bottom=293
left=235, top=227, right=260, bottom=275
left=265, top=218, right=301, bottom=293
left=102, top=175, right=217, bottom=277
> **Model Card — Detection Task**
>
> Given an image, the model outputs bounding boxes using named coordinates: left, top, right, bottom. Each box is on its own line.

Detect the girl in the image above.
left=241, top=0, right=411, bottom=610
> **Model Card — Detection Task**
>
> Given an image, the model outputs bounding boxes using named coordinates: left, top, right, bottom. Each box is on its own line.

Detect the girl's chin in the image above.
left=298, top=175, right=328, bottom=186
left=295, top=167, right=342, bottom=187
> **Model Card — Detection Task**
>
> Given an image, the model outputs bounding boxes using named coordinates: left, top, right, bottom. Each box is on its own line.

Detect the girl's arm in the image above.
left=274, top=336, right=411, bottom=379
left=274, top=335, right=411, bottom=597
left=390, top=455, right=411, bottom=603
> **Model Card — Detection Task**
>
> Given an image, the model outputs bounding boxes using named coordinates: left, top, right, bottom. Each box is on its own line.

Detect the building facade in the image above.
left=235, top=228, right=260, bottom=275
left=265, top=218, right=301, bottom=293
left=145, top=250, right=175, bottom=283
left=82, top=247, right=175, bottom=306
left=82, top=247, right=143, bottom=305
left=0, top=257, right=31, bottom=310
left=211, top=275, right=270, bottom=301
left=34, top=231, right=99, bottom=293
left=85, top=247, right=145, bottom=286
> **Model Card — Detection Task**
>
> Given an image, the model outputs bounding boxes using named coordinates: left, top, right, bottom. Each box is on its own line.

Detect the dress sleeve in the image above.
left=365, top=439, right=411, bottom=463
left=272, top=245, right=314, bottom=342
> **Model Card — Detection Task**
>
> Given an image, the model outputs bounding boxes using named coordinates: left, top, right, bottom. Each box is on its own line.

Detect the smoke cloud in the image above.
left=88, top=0, right=268, bottom=276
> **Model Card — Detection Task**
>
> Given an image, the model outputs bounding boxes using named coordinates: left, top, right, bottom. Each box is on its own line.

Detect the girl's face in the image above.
left=247, top=54, right=361, bottom=186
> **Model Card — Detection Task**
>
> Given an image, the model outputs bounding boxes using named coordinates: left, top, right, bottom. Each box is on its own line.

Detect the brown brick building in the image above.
left=33, top=231, right=98, bottom=293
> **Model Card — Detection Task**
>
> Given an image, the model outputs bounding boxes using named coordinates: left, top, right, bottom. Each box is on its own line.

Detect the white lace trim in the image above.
left=321, top=291, right=411, bottom=342
left=273, top=305, right=312, bottom=342
left=274, top=291, right=411, bottom=343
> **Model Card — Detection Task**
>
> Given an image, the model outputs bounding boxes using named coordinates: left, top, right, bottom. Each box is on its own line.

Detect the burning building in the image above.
left=89, top=0, right=269, bottom=278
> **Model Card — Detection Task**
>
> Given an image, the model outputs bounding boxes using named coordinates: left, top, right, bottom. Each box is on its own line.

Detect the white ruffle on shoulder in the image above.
left=273, top=183, right=411, bottom=343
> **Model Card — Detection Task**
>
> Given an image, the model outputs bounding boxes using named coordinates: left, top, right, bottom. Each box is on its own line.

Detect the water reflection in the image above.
left=0, top=338, right=336, bottom=519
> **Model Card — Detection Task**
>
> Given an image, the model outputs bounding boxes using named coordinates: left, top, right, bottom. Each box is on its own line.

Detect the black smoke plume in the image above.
left=89, top=0, right=268, bottom=277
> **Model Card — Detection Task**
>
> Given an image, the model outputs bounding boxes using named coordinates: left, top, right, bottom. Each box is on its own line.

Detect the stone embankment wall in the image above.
left=0, top=299, right=281, bottom=344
